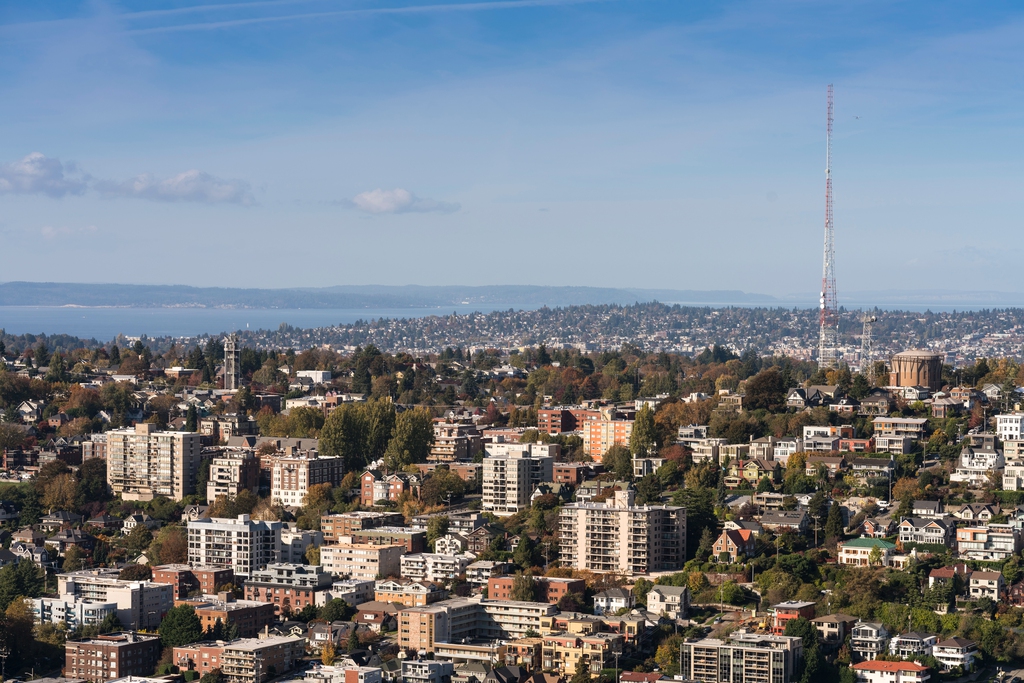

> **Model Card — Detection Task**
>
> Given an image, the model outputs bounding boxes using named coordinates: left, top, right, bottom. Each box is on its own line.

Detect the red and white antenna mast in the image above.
left=818, top=84, right=839, bottom=369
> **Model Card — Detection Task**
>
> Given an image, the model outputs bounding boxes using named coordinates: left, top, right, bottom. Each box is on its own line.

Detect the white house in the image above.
left=592, top=588, right=634, bottom=615
left=850, top=621, right=890, bottom=661
left=851, top=661, right=930, bottom=683
left=433, top=534, right=468, bottom=556
left=933, top=637, right=978, bottom=672
left=950, top=445, right=1004, bottom=486
left=646, top=585, right=690, bottom=620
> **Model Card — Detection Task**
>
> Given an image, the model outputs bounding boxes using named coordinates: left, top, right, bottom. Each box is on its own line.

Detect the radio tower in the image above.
left=818, top=84, right=839, bottom=369
left=861, top=314, right=876, bottom=381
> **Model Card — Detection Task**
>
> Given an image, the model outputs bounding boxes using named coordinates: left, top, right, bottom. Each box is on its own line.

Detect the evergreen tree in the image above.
left=347, top=627, right=360, bottom=652
left=159, top=605, right=203, bottom=648
left=186, top=405, right=198, bottom=432
left=696, top=527, right=715, bottom=562
left=630, top=405, right=657, bottom=457
left=825, top=501, right=844, bottom=540
left=109, top=345, right=121, bottom=365
left=510, top=572, right=538, bottom=602
left=569, top=653, right=590, bottom=683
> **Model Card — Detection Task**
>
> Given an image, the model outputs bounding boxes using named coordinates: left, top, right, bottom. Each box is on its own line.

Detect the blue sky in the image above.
left=1, top=0, right=1023, bottom=298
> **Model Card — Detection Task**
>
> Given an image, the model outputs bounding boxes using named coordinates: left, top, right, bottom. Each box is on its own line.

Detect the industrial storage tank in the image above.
left=888, top=349, right=943, bottom=392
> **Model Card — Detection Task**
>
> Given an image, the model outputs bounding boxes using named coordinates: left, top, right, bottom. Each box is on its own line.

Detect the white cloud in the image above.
left=0, top=152, right=90, bottom=198
left=351, top=188, right=460, bottom=214
left=39, top=224, right=98, bottom=241
left=96, top=169, right=255, bottom=205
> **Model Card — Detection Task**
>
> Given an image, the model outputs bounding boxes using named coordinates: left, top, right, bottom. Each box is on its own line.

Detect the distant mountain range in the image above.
left=0, top=282, right=777, bottom=309
left=0, top=282, right=1021, bottom=310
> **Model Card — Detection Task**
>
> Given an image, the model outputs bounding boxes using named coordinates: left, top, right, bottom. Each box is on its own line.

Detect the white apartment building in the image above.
left=950, top=445, right=1004, bottom=486
left=56, top=568, right=173, bottom=630
left=31, top=595, right=118, bottom=630
left=319, top=543, right=405, bottom=581
left=1005, top=461, right=1024, bottom=491
left=106, top=424, right=202, bottom=501
left=691, top=438, right=728, bottom=464
left=559, top=489, right=686, bottom=574
left=207, top=451, right=260, bottom=504
left=400, top=553, right=474, bottom=583
left=187, top=514, right=283, bottom=577
left=482, top=449, right=553, bottom=516
left=271, top=455, right=346, bottom=507
left=280, top=526, right=324, bottom=564
left=997, top=413, right=1024, bottom=442
left=320, top=579, right=375, bottom=607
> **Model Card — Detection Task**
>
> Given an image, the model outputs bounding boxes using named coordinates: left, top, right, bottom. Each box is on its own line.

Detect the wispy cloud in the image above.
left=39, top=224, right=98, bottom=241
left=95, top=170, right=255, bottom=205
left=123, top=0, right=620, bottom=35
left=0, top=152, right=90, bottom=198
left=0, top=153, right=255, bottom=205
left=352, top=188, right=460, bottom=214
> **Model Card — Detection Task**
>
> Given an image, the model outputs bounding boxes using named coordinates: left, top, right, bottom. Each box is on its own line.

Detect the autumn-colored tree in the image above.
left=43, top=473, right=78, bottom=512
left=321, top=639, right=336, bottom=665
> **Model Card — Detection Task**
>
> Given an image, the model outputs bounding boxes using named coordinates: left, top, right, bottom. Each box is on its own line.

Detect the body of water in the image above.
left=0, top=305, right=531, bottom=340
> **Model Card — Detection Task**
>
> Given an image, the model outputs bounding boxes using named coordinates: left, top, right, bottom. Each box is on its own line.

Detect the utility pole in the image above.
left=818, top=84, right=840, bottom=369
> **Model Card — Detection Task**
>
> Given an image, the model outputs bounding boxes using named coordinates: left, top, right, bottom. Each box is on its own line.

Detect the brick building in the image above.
left=65, top=632, right=161, bottom=682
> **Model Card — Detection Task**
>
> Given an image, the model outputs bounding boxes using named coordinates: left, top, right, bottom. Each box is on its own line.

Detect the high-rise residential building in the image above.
left=187, top=514, right=282, bottom=578
left=582, top=417, right=634, bottom=460
left=224, top=334, right=240, bottom=391
left=481, top=447, right=554, bottom=516
left=106, top=423, right=202, bottom=501
left=207, top=451, right=261, bottom=504
left=271, top=454, right=345, bottom=507
left=57, top=569, right=174, bottom=631
left=65, top=632, right=162, bottom=683
left=558, top=489, right=686, bottom=574
left=680, top=632, right=804, bottom=683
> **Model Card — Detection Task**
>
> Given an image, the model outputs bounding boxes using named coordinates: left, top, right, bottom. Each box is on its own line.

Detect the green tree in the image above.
left=570, top=651, right=592, bottom=683
left=421, top=469, right=465, bottom=507
left=635, top=474, right=663, bottom=505
left=784, top=617, right=819, bottom=649
left=426, top=516, right=450, bottom=551
left=119, top=564, right=153, bottom=581
left=633, top=578, right=654, bottom=606
left=756, top=476, right=773, bottom=493
left=513, top=535, right=538, bottom=570
left=696, top=527, right=715, bottom=562
left=62, top=545, right=85, bottom=572
left=320, top=403, right=369, bottom=473
left=185, top=405, right=198, bottom=432
left=630, top=405, right=657, bottom=456
left=160, top=605, right=203, bottom=648
left=824, top=501, right=844, bottom=541
left=510, top=572, right=538, bottom=601
left=126, top=524, right=154, bottom=553
left=78, top=457, right=109, bottom=505
left=347, top=627, right=360, bottom=652
left=602, top=444, right=633, bottom=480
left=868, top=545, right=882, bottom=566
left=365, top=399, right=397, bottom=463
left=319, top=599, right=353, bottom=622
left=384, top=408, right=435, bottom=470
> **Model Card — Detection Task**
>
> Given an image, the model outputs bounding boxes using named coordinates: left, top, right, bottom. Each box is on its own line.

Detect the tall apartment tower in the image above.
left=187, top=514, right=282, bottom=578
left=106, top=424, right=202, bottom=501
left=559, top=489, right=687, bottom=574
left=481, top=446, right=554, bottom=516
left=224, top=334, right=240, bottom=390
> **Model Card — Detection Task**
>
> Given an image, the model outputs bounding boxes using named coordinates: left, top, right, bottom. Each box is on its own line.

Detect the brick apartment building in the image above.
left=65, top=632, right=161, bottom=682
